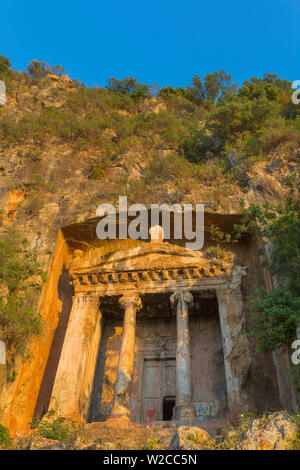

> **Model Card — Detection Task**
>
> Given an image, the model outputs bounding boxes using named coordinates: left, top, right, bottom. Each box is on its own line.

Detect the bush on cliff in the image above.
left=1, top=58, right=299, bottom=173
left=0, top=424, right=11, bottom=449
left=0, top=229, right=45, bottom=361
left=235, top=179, right=300, bottom=390
left=38, top=418, right=78, bottom=441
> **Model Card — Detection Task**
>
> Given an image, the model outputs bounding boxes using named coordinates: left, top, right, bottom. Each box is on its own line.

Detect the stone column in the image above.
left=170, top=290, right=196, bottom=420
left=110, top=293, right=142, bottom=419
left=216, top=267, right=250, bottom=411
left=49, top=293, right=101, bottom=422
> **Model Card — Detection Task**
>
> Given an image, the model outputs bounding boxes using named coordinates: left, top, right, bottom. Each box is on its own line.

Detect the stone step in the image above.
left=85, top=417, right=228, bottom=439
left=146, top=418, right=228, bottom=436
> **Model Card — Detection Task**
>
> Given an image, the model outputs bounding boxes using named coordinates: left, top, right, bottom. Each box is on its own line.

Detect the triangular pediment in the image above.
left=70, top=239, right=233, bottom=276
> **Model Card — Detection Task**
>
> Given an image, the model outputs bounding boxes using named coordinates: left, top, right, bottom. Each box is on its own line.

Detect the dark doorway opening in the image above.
left=163, top=396, right=175, bottom=421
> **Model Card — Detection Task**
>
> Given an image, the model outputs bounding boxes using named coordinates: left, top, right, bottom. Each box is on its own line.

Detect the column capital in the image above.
left=170, top=290, right=193, bottom=306
left=72, top=292, right=100, bottom=303
left=119, top=293, right=142, bottom=312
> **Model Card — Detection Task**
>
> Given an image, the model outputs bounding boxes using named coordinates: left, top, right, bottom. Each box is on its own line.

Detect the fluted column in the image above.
left=49, top=293, right=101, bottom=422
left=170, top=290, right=196, bottom=420
left=110, top=293, right=142, bottom=419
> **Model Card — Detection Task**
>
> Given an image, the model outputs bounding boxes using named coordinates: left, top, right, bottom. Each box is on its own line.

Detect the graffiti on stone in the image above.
left=194, top=402, right=218, bottom=421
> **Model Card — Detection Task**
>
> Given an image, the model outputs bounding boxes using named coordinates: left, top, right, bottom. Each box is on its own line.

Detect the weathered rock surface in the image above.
left=28, top=436, right=64, bottom=450
left=168, top=426, right=211, bottom=450
left=8, top=413, right=298, bottom=450
left=236, top=412, right=297, bottom=450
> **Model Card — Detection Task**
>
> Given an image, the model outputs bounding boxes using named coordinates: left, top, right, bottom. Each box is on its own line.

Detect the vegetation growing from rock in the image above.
left=286, top=413, right=300, bottom=450
left=0, top=57, right=299, bottom=176
left=37, top=417, right=79, bottom=441
left=249, top=287, right=300, bottom=352
left=235, top=179, right=300, bottom=388
left=0, top=229, right=45, bottom=362
left=3, top=411, right=299, bottom=450
left=90, top=166, right=105, bottom=180
left=0, top=423, right=10, bottom=446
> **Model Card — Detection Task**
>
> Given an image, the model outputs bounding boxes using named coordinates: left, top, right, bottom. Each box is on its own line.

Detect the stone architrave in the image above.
left=170, top=290, right=197, bottom=420
left=49, top=294, right=101, bottom=422
left=216, top=267, right=251, bottom=411
left=110, top=293, right=142, bottom=419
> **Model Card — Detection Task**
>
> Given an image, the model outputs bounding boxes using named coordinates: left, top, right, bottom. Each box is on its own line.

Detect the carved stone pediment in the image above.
left=71, top=239, right=235, bottom=272
left=69, top=239, right=235, bottom=293
left=70, top=240, right=210, bottom=273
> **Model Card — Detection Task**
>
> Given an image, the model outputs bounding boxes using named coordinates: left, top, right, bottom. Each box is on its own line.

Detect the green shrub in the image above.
left=180, top=129, right=217, bottom=163
left=38, top=418, right=78, bottom=441
left=144, top=153, right=196, bottom=186
left=0, top=424, right=10, bottom=444
left=0, top=229, right=45, bottom=358
left=120, top=178, right=146, bottom=201
left=129, top=89, right=149, bottom=102
left=106, top=77, right=151, bottom=96
left=91, top=166, right=105, bottom=180
left=27, top=60, right=50, bottom=79
left=249, top=287, right=300, bottom=353
left=158, top=86, right=188, bottom=98
left=0, top=59, right=299, bottom=177
left=208, top=94, right=280, bottom=143
left=236, top=182, right=300, bottom=292
left=51, top=65, right=66, bottom=77
left=260, top=118, right=300, bottom=154
left=145, top=436, right=157, bottom=450
left=186, top=70, right=236, bottom=107
left=235, top=182, right=300, bottom=391
left=0, top=55, right=11, bottom=78
left=286, top=414, right=300, bottom=450
left=240, top=135, right=262, bottom=157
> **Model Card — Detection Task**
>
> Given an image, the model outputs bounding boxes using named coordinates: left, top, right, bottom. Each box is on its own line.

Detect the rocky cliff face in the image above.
left=0, top=73, right=299, bottom=435
left=0, top=74, right=298, bottom=266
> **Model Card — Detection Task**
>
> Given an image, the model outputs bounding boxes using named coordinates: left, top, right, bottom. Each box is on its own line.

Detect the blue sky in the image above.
left=1, top=0, right=299, bottom=89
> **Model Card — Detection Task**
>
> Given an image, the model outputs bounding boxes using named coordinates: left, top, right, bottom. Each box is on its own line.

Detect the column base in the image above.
left=109, top=403, right=131, bottom=420
left=173, top=404, right=197, bottom=421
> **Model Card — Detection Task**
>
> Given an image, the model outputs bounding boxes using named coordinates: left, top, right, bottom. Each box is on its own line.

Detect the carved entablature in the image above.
left=69, top=239, right=239, bottom=296
left=73, top=265, right=228, bottom=286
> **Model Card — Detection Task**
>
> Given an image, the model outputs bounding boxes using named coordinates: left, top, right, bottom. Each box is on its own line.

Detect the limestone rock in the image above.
left=28, top=436, right=63, bottom=450
left=236, top=412, right=297, bottom=450
left=168, top=426, right=211, bottom=450
left=73, top=434, right=99, bottom=450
